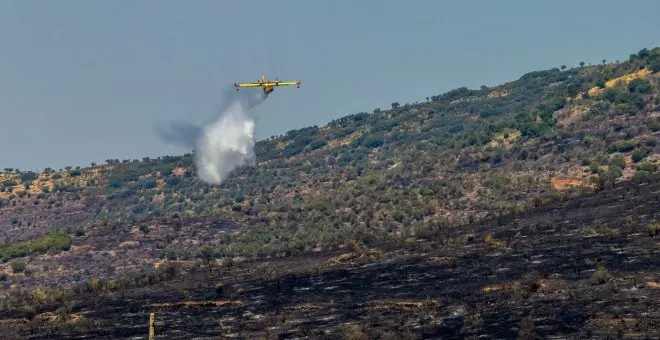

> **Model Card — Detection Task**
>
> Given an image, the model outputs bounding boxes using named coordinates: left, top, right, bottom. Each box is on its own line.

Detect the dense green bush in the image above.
left=0, top=232, right=72, bottom=262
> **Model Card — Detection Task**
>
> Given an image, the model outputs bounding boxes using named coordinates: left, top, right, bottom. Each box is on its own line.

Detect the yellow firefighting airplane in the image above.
left=234, top=74, right=301, bottom=95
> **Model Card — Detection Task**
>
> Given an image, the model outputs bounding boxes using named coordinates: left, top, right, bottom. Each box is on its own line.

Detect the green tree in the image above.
left=650, top=54, right=660, bottom=72
left=609, top=155, right=626, bottom=170
left=628, top=78, right=652, bottom=94
left=631, top=149, right=647, bottom=162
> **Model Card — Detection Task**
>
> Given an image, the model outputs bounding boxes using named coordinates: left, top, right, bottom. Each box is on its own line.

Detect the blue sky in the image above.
left=1, top=0, right=658, bottom=171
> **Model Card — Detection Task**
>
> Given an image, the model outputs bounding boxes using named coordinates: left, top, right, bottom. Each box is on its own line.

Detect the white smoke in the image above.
left=156, top=88, right=267, bottom=185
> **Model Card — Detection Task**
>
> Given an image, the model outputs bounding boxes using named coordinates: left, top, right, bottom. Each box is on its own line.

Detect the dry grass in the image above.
left=324, top=127, right=370, bottom=150
left=149, top=300, right=243, bottom=309
left=487, top=129, right=521, bottom=149
left=586, top=68, right=651, bottom=97
left=366, top=298, right=441, bottom=312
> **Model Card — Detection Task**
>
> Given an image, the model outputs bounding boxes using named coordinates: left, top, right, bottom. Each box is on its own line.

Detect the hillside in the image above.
left=0, top=46, right=659, bottom=337
left=2, top=160, right=660, bottom=339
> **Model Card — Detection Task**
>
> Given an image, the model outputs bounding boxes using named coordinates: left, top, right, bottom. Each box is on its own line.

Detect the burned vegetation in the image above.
left=0, top=174, right=659, bottom=339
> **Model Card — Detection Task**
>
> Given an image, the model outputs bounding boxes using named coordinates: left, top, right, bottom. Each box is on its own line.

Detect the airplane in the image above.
left=234, top=74, right=301, bottom=95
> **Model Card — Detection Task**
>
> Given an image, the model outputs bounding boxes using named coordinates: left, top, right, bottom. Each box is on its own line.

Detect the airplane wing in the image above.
left=234, top=82, right=262, bottom=88
left=273, top=81, right=300, bottom=86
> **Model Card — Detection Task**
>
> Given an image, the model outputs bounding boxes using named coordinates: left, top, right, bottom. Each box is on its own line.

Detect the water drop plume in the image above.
left=155, top=87, right=267, bottom=185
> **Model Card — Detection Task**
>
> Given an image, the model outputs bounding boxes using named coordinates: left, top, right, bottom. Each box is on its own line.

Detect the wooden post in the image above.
left=149, top=312, right=155, bottom=340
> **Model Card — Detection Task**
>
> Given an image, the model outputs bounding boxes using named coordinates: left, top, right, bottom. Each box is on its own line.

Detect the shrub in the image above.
left=649, top=220, right=660, bottom=237
left=631, top=149, right=647, bottom=162
left=11, top=260, right=26, bottom=273
left=590, top=265, right=611, bottom=285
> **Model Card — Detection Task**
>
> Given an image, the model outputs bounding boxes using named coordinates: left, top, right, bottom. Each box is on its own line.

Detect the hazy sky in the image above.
left=1, top=0, right=658, bottom=171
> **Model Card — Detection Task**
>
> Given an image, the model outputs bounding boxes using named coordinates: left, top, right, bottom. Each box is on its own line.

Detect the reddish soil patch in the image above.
left=550, top=178, right=596, bottom=191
